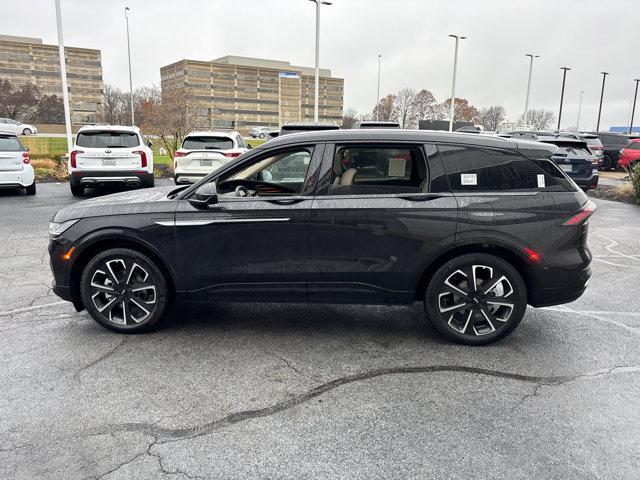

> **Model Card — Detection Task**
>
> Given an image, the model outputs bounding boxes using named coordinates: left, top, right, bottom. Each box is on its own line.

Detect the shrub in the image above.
left=31, top=158, right=57, bottom=170
left=630, top=163, right=640, bottom=204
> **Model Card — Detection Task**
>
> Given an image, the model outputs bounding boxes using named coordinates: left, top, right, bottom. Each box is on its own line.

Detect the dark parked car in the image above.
left=555, top=132, right=604, bottom=167
left=511, top=132, right=599, bottom=191
left=280, top=122, right=340, bottom=135
left=357, top=121, right=400, bottom=129
left=49, top=130, right=594, bottom=345
left=584, top=132, right=634, bottom=170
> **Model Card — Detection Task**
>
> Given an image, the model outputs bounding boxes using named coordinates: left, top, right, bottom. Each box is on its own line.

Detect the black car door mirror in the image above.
left=189, top=182, right=218, bottom=209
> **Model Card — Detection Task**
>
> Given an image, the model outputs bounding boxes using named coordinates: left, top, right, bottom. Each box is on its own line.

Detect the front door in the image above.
left=175, top=143, right=324, bottom=302
left=306, top=142, right=458, bottom=304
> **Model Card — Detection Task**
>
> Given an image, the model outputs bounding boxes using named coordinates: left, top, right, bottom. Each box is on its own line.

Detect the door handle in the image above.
left=398, top=194, right=444, bottom=202
left=266, top=197, right=307, bottom=205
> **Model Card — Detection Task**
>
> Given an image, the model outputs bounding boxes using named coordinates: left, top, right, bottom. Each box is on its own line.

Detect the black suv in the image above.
left=584, top=131, right=636, bottom=170
left=49, top=130, right=594, bottom=345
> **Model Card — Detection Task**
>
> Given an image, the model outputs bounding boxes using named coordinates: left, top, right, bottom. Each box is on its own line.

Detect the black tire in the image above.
left=25, top=181, right=36, bottom=195
left=22, top=128, right=32, bottom=135
left=142, top=174, right=154, bottom=188
left=70, top=184, right=84, bottom=196
left=259, top=133, right=266, bottom=139
left=601, top=154, right=612, bottom=171
left=80, top=248, right=170, bottom=333
left=424, top=253, right=527, bottom=345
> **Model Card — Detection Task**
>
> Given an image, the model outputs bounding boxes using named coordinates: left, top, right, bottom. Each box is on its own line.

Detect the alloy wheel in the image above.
left=89, top=258, right=158, bottom=325
left=436, top=264, right=515, bottom=336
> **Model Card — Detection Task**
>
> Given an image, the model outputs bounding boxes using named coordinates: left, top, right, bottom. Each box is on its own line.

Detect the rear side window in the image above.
left=76, top=131, right=140, bottom=148
left=438, top=145, right=542, bottom=191
left=330, top=145, right=427, bottom=195
left=0, top=135, right=23, bottom=151
left=183, top=136, right=234, bottom=150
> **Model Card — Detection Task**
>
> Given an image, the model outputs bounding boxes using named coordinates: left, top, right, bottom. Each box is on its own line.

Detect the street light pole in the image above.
left=557, top=67, right=571, bottom=130
left=376, top=54, right=381, bottom=120
left=576, top=91, right=584, bottom=130
left=629, top=78, right=639, bottom=135
left=125, top=7, right=134, bottom=125
left=596, top=71, right=609, bottom=132
left=448, top=34, right=466, bottom=132
left=523, top=53, right=539, bottom=127
left=309, top=0, right=332, bottom=123
left=54, top=0, right=72, bottom=154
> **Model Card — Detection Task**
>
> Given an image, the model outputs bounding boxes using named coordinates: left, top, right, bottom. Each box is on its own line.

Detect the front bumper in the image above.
left=70, top=170, right=153, bottom=187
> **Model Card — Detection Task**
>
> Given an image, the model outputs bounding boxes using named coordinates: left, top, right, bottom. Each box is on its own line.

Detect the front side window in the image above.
left=438, top=145, right=542, bottom=191
left=76, top=131, right=140, bottom=148
left=218, top=148, right=313, bottom=196
left=182, top=136, right=234, bottom=150
left=330, top=145, right=427, bottom=195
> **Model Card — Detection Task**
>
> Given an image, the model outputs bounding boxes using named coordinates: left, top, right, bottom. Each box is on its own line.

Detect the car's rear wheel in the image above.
left=25, top=181, right=36, bottom=195
left=424, top=253, right=527, bottom=345
left=601, top=154, right=612, bottom=170
left=80, top=248, right=169, bottom=333
left=70, top=184, right=84, bottom=196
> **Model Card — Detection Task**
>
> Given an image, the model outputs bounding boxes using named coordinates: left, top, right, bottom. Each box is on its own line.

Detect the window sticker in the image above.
left=388, top=158, right=407, bottom=177
left=460, top=173, right=477, bottom=186
left=537, top=174, right=545, bottom=188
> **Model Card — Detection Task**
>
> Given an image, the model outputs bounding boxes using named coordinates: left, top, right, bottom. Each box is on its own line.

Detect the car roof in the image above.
left=259, top=128, right=556, bottom=153
left=185, top=130, right=239, bottom=137
left=78, top=124, right=141, bottom=133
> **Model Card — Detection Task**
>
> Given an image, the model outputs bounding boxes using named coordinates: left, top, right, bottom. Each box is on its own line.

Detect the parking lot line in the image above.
left=0, top=300, right=67, bottom=317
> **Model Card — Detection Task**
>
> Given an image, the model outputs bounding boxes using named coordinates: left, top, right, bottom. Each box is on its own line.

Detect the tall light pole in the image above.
left=629, top=78, right=639, bottom=135
left=448, top=34, right=466, bottom=132
left=125, top=7, right=134, bottom=125
left=522, top=53, right=539, bottom=127
left=576, top=91, right=584, bottom=130
left=557, top=67, right=571, bottom=130
left=376, top=54, right=382, bottom=120
left=54, top=0, right=72, bottom=153
left=308, top=0, right=332, bottom=123
left=596, top=71, right=609, bottom=132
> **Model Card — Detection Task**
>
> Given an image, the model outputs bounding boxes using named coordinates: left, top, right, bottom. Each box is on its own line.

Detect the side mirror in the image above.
left=188, top=182, right=218, bottom=209
left=247, top=144, right=253, bottom=149
left=147, top=140, right=153, bottom=148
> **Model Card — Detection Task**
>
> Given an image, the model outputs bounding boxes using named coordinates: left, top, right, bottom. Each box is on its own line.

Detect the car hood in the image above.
left=52, top=186, right=179, bottom=222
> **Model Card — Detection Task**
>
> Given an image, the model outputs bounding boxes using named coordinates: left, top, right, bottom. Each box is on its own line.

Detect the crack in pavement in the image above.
left=72, top=336, right=127, bottom=378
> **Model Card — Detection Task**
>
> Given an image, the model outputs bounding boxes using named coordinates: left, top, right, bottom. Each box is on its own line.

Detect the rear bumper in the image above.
left=70, top=170, right=153, bottom=187
left=0, top=166, right=35, bottom=187
left=174, top=173, right=207, bottom=184
left=529, top=265, right=591, bottom=307
left=571, top=171, right=599, bottom=190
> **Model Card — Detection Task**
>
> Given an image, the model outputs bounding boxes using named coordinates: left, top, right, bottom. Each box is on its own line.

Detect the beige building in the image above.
left=160, top=55, right=344, bottom=133
left=0, top=34, right=103, bottom=125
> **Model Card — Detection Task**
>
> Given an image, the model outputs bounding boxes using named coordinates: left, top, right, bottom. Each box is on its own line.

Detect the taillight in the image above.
left=591, top=157, right=599, bottom=165
left=70, top=150, right=83, bottom=168
left=22, top=152, right=30, bottom=164
left=224, top=151, right=242, bottom=158
left=174, top=151, right=186, bottom=158
left=134, top=150, right=147, bottom=168
left=563, top=200, right=596, bottom=226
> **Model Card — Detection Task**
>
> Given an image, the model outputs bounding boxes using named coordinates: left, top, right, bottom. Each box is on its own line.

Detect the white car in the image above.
left=69, top=125, right=154, bottom=196
left=174, top=131, right=249, bottom=184
left=0, top=131, right=35, bottom=195
left=0, top=118, right=38, bottom=135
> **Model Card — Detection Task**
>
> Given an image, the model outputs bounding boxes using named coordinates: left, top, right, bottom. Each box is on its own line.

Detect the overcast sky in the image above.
left=3, top=0, right=638, bottom=130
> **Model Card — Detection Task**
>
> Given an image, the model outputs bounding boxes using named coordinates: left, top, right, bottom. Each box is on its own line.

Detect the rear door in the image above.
left=0, top=135, right=24, bottom=172
left=74, top=130, right=143, bottom=170
left=306, top=142, right=457, bottom=304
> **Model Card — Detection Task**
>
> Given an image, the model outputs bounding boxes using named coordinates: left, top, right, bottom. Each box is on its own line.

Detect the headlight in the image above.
left=49, top=219, right=79, bottom=239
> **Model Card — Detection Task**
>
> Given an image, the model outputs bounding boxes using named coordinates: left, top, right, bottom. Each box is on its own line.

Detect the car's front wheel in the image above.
left=259, top=133, right=266, bottom=139
left=22, top=128, right=32, bottom=135
left=424, top=253, right=527, bottom=345
left=80, top=248, right=170, bottom=333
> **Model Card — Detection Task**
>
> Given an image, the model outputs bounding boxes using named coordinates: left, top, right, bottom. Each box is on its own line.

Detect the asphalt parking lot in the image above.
left=1, top=181, right=639, bottom=479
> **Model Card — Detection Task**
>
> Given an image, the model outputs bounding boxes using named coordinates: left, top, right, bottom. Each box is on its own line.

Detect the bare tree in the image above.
left=341, top=107, right=359, bottom=129
left=519, top=109, right=556, bottom=130
left=411, top=89, right=441, bottom=121
left=393, top=88, right=417, bottom=128
left=372, top=94, right=397, bottom=122
left=100, top=84, right=128, bottom=124
left=0, top=80, right=39, bottom=119
left=138, top=85, right=200, bottom=158
left=440, top=97, right=479, bottom=122
left=476, top=105, right=507, bottom=131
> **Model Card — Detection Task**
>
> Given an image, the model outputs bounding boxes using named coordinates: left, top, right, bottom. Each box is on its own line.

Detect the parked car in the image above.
left=617, top=138, right=640, bottom=171
left=357, top=121, right=400, bottom=129
left=68, top=125, right=154, bottom=196
left=583, top=131, right=633, bottom=170
left=174, top=131, right=249, bottom=184
left=0, top=118, right=37, bottom=135
left=49, top=130, right=594, bottom=345
left=511, top=132, right=599, bottom=191
left=0, top=131, right=35, bottom=194
left=248, top=126, right=273, bottom=139
left=556, top=132, right=604, bottom=167
left=279, top=122, right=340, bottom=135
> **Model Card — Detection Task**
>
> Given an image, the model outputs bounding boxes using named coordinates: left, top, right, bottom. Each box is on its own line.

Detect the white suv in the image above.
left=69, top=125, right=153, bottom=196
left=0, top=131, right=35, bottom=195
left=174, top=131, right=249, bottom=184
